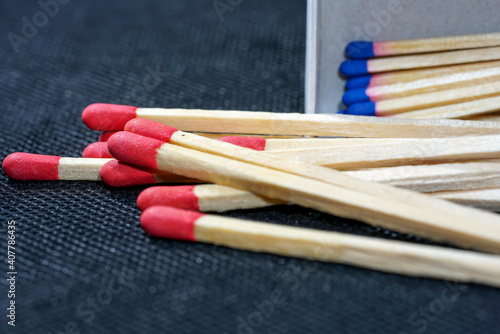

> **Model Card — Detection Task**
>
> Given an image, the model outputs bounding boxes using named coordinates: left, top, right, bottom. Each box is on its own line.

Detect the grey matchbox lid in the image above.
left=305, top=0, right=500, bottom=114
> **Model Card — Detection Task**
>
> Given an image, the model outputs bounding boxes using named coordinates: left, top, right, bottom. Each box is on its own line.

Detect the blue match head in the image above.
left=345, top=41, right=374, bottom=59
left=336, top=110, right=347, bottom=114
left=342, top=89, right=370, bottom=106
left=339, top=60, right=369, bottom=77
left=345, top=75, right=372, bottom=90
left=347, top=102, right=376, bottom=116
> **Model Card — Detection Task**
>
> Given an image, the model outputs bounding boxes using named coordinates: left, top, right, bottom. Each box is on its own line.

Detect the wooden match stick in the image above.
left=108, top=129, right=500, bottom=253
left=347, top=161, right=500, bottom=193
left=347, top=81, right=500, bottom=116
left=81, top=103, right=500, bottom=137
left=345, top=32, right=500, bottom=59
left=340, top=46, right=500, bottom=77
left=195, top=133, right=302, bottom=140
left=435, top=188, right=500, bottom=211
left=343, top=67, right=500, bottom=105
left=266, top=135, right=500, bottom=170
left=464, top=112, right=500, bottom=122
left=394, top=96, right=500, bottom=120
left=2, top=153, right=111, bottom=181
left=218, top=136, right=415, bottom=151
left=346, top=60, right=500, bottom=90
left=141, top=206, right=500, bottom=288
left=221, top=135, right=500, bottom=170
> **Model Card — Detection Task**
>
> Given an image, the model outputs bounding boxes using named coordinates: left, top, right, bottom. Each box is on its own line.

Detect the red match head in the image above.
left=100, top=160, right=158, bottom=187
left=98, top=131, right=119, bottom=142
left=124, top=118, right=178, bottom=142
left=218, top=136, right=266, bottom=151
left=82, top=142, right=114, bottom=159
left=2, top=153, right=61, bottom=180
left=107, top=131, right=164, bottom=169
left=82, top=103, right=138, bottom=131
left=140, top=206, right=204, bottom=241
left=137, top=185, right=199, bottom=211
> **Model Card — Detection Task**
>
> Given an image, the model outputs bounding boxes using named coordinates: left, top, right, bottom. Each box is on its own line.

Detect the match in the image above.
left=347, top=80, right=500, bottom=116
left=218, top=136, right=409, bottom=151
left=435, top=188, right=500, bottom=211
left=395, top=96, right=500, bottom=119
left=345, top=60, right=500, bottom=90
left=1, top=152, right=196, bottom=187
left=345, top=32, right=500, bottom=59
left=343, top=67, right=500, bottom=105
left=340, top=46, right=500, bottom=77
left=2, top=153, right=111, bottom=181
left=82, top=103, right=500, bottom=137
left=266, top=135, right=500, bottom=170
left=108, top=130, right=500, bottom=253
left=136, top=185, right=279, bottom=212
left=141, top=206, right=500, bottom=288
left=347, top=161, right=500, bottom=193
left=465, top=112, right=500, bottom=122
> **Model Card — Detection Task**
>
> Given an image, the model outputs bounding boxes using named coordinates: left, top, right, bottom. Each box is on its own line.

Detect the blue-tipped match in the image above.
left=345, top=75, right=372, bottom=90
left=342, top=89, right=370, bottom=106
left=347, top=102, right=376, bottom=116
left=336, top=110, right=347, bottom=114
left=345, top=41, right=375, bottom=59
left=339, top=60, right=369, bottom=77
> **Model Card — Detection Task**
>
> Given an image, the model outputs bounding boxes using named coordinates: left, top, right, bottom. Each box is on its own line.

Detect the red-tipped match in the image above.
left=140, top=206, right=204, bottom=241
left=82, top=103, right=138, bottom=131
left=137, top=186, right=199, bottom=211
left=124, top=118, right=178, bottom=143
left=98, top=131, right=119, bottom=142
left=2, top=153, right=61, bottom=180
left=100, top=160, right=158, bottom=187
left=218, top=136, right=267, bottom=151
left=82, top=142, right=114, bottom=158
left=107, top=132, right=164, bottom=169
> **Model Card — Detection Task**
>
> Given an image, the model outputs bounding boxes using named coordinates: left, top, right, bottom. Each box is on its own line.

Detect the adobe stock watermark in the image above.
left=346, top=0, right=415, bottom=57
left=121, top=63, right=169, bottom=105
left=7, top=0, right=73, bottom=54
left=213, top=0, right=243, bottom=22
left=400, top=281, right=468, bottom=334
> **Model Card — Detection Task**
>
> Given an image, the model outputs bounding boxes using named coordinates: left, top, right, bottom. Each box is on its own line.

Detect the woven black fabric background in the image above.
left=1, top=1, right=499, bottom=333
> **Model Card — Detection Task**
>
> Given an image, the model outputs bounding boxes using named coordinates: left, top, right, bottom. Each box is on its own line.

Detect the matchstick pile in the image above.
left=4, top=103, right=500, bottom=288
left=340, top=32, right=500, bottom=119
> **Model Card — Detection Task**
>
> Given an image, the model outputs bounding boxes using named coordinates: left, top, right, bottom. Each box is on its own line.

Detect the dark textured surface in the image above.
left=1, top=1, right=499, bottom=333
